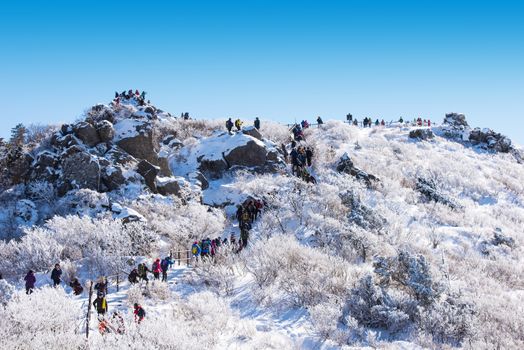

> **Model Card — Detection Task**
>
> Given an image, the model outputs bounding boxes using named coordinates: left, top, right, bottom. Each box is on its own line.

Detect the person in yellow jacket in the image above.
left=234, top=119, right=242, bottom=131
left=93, top=293, right=108, bottom=316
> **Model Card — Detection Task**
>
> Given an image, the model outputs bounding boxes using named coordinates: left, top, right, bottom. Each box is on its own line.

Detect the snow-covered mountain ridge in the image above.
left=0, top=95, right=522, bottom=349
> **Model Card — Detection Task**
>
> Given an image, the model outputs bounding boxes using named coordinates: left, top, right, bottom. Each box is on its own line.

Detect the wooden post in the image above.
left=86, top=281, right=93, bottom=339
left=177, top=251, right=181, bottom=266
left=116, top=274, right=119, bottom=292
left=186, top=251, right=190, bottom=266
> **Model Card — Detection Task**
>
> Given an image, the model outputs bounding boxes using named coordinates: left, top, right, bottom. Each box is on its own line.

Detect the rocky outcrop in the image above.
left=444, top=113, right=469, bottom=128
left=156, top=177, right=181, bottom=197
left=198, top=157, right=228, bottom=180
left=190, top=171, right=209, bottom=190
left=115, top=120, right=159, bottom=165
left=60, top=147, right=101, bottom=195
left=242, top=126, right=262, bottom=141
left=469, top=128, right=512, bottom=153
left=336, top=153, right=379, bottom=188
left=224, top=140, right=267, bottom=168
left=136, top=160, right=160, bottom=192
left=409, top=129, right=434, bottom=141
left=73, top=121, right=101, bottom=147
left=96, top=120, right=115, bottom=143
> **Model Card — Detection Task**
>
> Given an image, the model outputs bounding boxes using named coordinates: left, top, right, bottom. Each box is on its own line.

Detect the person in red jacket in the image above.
left=152, top=258, right=162, bottom=280
left=134, top=303, right=146, bottom=323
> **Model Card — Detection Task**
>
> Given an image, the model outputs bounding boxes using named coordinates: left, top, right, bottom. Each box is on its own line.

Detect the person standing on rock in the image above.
left=316, top=116, right=323, bottom=126
left=254, top=117, right=260, bottom=130
left=24, top=270, right=36, bottom=295
left=226, top=118, right=234, bottom=133
left=235, top=119, right=243, bottom=131
left=50, top=263, right=62, bottom=287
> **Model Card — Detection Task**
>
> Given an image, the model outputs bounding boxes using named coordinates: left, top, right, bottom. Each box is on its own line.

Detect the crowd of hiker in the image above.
left=225, top=117, right=262, bottom=133
left=112, top=89, right=148, bottom=106
left=127, top=256, right=174, bottom=285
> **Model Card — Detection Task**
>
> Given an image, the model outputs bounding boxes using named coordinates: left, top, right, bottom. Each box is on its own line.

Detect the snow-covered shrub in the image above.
left=0, top=287, right=83, bottom=349
left=186, top=255, right=237, bottom=296
left=309, top=301, right=345, bottom=341
left=126, top=284, right=144, bottom=307
left=420, top=292, right=477, bottom=345
left=374, top=250, right=441, bottom=306
left=144, top=280, right=172, bottom=301
left=133, top=200, right=225, bottom=249
left=245, top=236, right=358, bottom=308
left=343, top=274, right=416, bottom=334
left=0, top=279, right=15, bottom=304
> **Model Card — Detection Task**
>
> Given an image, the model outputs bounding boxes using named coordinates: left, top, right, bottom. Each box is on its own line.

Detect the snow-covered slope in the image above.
left=0, top=97, right=523, bottom=350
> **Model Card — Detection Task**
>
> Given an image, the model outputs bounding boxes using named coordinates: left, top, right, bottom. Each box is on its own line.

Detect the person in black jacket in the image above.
left=51, top=264, right=62, bottom=287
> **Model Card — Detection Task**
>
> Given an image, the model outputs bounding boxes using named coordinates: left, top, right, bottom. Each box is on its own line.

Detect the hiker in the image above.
left=134, top=303, right=146, bottom=323
left=69, top=277, right=83, bottom=295
left=254, top=199, right=263, bottom=220
left=399, top=117, right=404, bottom=123
left=201, top=238, right=211, bottom=257
left=128, top=268, right=139, bottom=284
left=152, top=258, right=162, bottom=280
left=210, top=239, right=217, bottom=257
left=305, top=147, right=313, bottom=167
left=353, top=119, right=358, bottom=126
left=254, top=117, right=260, bottom=130
left=226, top=118, right=234, bottom=132
left=191, top=241, right=201, bottom=259
left=240, top=221, right=251, bottom=248
left=281, top=143, right=288, bottom=162
left=230, top=233, right=237, bottom=247
left=290, top=148, right=299, bottom=175
left=235, top=205, right=244, bottom=224
left=161, top=256, right=173, bottom=282
left=316, top=116, right=323, bottom=125
left=24, top=270, right=36, bottom=295
left=140, top=91, right=147, bottom=100
left=375, top=119, right=380, bottom=126
left=363, top=117, right=368, bottom=128
left=93, top=294, right=108, bottom=316
left=184, top=112, right=190, bottom=120
left=346, top=113, right=353, bottom=122
left=381, top=119, right=385, bottom=126
left=427, top=119, right=431, bottom=127
left=51, top=263, right=62, bottom=287
left=94, top=277, right=108, bottom=296
left=235, top=119, right=242, bottom=131
left=137, top=263, right=150, bottom=283
left=241, top=209, right=251, bottom=226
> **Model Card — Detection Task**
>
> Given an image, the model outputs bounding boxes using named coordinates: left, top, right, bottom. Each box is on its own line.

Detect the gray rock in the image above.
left=157, top=154, right=173, bottom=177
left=51, top=133, right=81, bottom=149
left=136, top=160, right=160, bottom=192
left=444, top=113, right=469, bottom=128
left=336, top=153, right=379, bottom=188
left=96, top=120, right=115, bottom=143
left=60, top=124, right=73, bottom=135
left=36, top=151, right=58, bottom=168
left=105, top=145, right=137, bottom=165
left=73, top=121, right=101, bottom=147
left=197, top=157, right=228, bottom=180
left=242, top=126, right=263, bottom=141
left=409, top=128, right=434, bottom=140
left=469, top=128, right=512, bottom=153
left=190, top=171, right=209, bottom=190
left=115, top=120, right=159, bottom=165
left=61, top=150, right=101, bottom=194
left=156, top=177, right=181, bottom=197
left=224, top=140, right=267, bottom=168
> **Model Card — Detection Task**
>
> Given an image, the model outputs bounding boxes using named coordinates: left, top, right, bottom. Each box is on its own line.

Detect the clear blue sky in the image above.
left=0, top=0, right=523, bottom=144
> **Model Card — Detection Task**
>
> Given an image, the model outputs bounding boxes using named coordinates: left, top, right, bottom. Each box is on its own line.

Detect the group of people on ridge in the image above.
left=128, top=257, right=174, bottom=285
left=113, top=89, right=148, bottom=106
left=226, top=117, right=261, bottom=133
